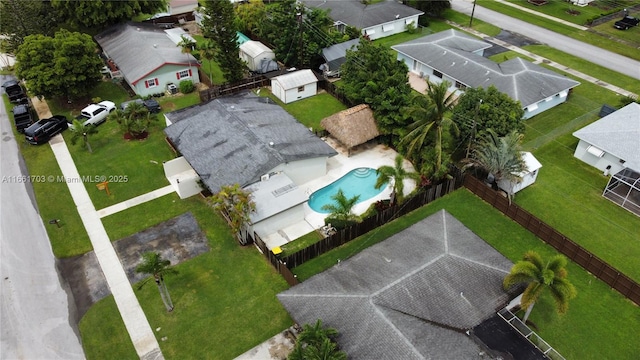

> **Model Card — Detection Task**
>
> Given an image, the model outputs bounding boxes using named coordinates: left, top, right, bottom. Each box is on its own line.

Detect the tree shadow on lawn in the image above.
left=58, top=212, right=209, bottom=319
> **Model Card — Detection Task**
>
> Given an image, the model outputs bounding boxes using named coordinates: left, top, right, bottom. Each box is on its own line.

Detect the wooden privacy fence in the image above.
left=199, top=76, right=270, bottom=102
left=464, top=175, right=640, bottom=305
left=253, top=232, right=299, bottom=286
left=281, top=173, right=464, bottom=268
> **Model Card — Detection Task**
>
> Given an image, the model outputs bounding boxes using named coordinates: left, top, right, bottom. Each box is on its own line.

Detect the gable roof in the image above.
left=272, top=69, right=318, bottom=90
left=321, top=38, right=360, bottom=72
left=320, top=104, right=379, bottom=148
left=278, top=210, right=516, bottom=359
left=573, top=102, right=640, bottom=171
left=301, top=0, right=423, bottom=29
left=95, top=23, right=198, bottom=85
left=392, top=30, right=580, bottom=108
left=164, top=91, right=337, bottom=193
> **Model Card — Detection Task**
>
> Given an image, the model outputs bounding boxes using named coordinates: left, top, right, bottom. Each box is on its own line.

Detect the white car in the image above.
left=71, top=101, right=116, bottom=127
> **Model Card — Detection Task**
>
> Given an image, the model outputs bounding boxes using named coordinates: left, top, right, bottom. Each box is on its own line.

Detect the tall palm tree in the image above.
left=401, top=80, right=458, bottom=175
left=375, top=155, right=419, bottom=206
left=503, top=251, right=577, bottom=323
left=136, top=252, right=178, bottom=312
left=209, top=184, right=256, bottom=245
left=463, top=129, right=526, bottom=202
left=69, top=119, right=98, bottom=153
left=197, top=39, right=217, bottom=83
left=321, top=189, right=361, bottom=223
left=177, top=35, right=197, bottom=77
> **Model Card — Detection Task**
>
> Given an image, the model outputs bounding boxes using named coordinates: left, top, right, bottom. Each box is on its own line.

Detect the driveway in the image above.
left=451, top=0, right=640, bottom=80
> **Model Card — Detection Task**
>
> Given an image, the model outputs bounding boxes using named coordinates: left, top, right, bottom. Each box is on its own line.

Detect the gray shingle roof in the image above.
left=301, top=0, right=423, bottom=29
left=278, top=210, right=515, bottom=359
left=573, top=102, right=640, bottom=171
left=392, top=30, right=580, bottom=108
left=164, top=91, right=337, bottom=193
left=321, top=38, right=360, bottom=72
left=95, top=23, right=198, bottom=85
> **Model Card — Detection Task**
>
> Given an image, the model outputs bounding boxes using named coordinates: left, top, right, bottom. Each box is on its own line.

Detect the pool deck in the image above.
left=261, top=137, right=416, bottom=250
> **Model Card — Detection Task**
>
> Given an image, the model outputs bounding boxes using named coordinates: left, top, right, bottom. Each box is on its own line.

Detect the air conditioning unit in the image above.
left=167, top=83, right=178, bottom=94
left=261, top=174, right=270, bottom=182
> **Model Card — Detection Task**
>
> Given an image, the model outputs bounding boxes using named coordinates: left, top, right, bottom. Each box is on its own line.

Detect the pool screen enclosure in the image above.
left=602, top=168, right=640, bottom=217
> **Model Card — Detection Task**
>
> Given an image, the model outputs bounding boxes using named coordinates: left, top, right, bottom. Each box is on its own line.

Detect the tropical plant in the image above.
left=197, top=39, right=218, bottom=82
left=51, top=0, right=167, bottom=28
left=401, top=80, right=458, bottom=176
left=463, top=129, right=525, bottom=202
left=177, top=35, right=196, bottom=73
left=136, top=252, right=178, bottom=312
left=209, top=184, right=256, bottom=244
left=109, top=102, right=156, bottom=139
left=321, top=189, right=361, bottom=223
left=503, top=251, right=577, bottom=323
left=68, top=119, right=98, bottom=153
left=375, top=155, right=419, bottom=206
left=288, top=319, right=346, bottom=360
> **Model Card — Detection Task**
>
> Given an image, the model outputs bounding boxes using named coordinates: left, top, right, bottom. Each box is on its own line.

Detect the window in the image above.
left=176, top=69, right=192, bottom=80
left=145, top=78, right=158, bottom=88
left=455, top=81, right=467, bottom=90
left=297, top=86, right=305, bottom=92
left=586, top=145, right=605, bottom=158
left=365, top=29, right=376, bottom=35
left=620, top=159, right=626, bottom=164
left=405, top=18, right=415, bottom=25
left=382, top=24, right=395, bottom=32
left=527, top=103, right=539, bottom=112
left=433, top=70, right=443, bottom=79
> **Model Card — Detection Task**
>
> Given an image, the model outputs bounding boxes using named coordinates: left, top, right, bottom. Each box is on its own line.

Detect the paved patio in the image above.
left=261, top=137, right=417, bottom=250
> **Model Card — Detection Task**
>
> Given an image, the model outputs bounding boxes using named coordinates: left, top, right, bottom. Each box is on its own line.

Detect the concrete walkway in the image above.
left=494, top=0, right=589, bottom=30
left=49, top=134, right=164, bottom=360
left=97, top=185, right=174, bottom=218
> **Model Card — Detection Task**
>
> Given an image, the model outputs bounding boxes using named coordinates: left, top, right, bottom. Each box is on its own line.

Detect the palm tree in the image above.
left=321, top=189, right=361, bottom=223
left=463, top=129, right=526, bottom=202
left=136, top=252, right=178, bottom=312
left=375, top=155, right=419, bottom=206
left=209, top=184, right=256, bottom=245
left=289, top=319, right=346, bottom=360
left=110, top=102, right=155, bottom=139
left=401, top=80, right=458, bottom=176
left=503, top=251, right=577, bottom=323
left=69, top=119, right=98, bottom=153
left=177, top=35, right=197, bottom=78
left=197, top=39, right=218, bottom=83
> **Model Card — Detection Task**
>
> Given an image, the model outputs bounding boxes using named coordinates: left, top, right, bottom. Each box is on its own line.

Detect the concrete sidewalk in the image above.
left=49, top=134, right=164, bottom=360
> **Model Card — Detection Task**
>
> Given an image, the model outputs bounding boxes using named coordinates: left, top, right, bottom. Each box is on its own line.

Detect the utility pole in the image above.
left=469, top=0, right=478, bottom=28
left=297, top=10, right=303, bottom=69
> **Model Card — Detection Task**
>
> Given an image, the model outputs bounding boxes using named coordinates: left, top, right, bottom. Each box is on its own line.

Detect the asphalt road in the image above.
left=452, top=0, right=640, bottom=80
left=0, top=76, right=85, bottom=359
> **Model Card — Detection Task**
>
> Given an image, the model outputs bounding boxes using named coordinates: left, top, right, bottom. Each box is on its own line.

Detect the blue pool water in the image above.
left=308, top=167, right=384, bottom=214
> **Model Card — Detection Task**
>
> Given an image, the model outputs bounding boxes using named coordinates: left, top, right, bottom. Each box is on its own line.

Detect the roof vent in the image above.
left=261, top=174, right=270, bottom=182
left=153, top=44, right=157, bottom=48
left=269, top=141, right=275, bottom=147
left=451, top=62, right=455, bottom=66
left=395, top=14, right=400, bottom=19
left=136, top=27, right=141, bottom=31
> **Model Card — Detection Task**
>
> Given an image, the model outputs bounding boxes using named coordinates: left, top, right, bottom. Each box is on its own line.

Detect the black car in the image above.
left=12, top=103, right=36, bottom=133
left=1, top=79, right=27, bottom=102
left=614, top=16, right=640, bottom=30
left=24, top=115, right=69, bottom=145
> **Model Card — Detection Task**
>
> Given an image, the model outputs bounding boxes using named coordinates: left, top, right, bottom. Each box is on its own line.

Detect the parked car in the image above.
left=1, top=79, right=27, bottom=103
left=71, top=100, right=116, bottom=127
left=614, top=16, right=640, bottom=30
left=120, top=98, right=161, bottom=114
left=24, top=115, right=69, bottom=145
left=12, top=103, right=37, bottom=133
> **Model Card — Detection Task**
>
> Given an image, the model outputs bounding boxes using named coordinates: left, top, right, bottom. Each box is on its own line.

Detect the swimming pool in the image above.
left=308, top=167, right=385, bottom=214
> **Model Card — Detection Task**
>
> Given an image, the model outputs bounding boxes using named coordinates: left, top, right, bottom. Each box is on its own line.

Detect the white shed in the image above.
left=271, top=69, right=318, bottom=104
left=239, top=40, right=275, bottom=72
left=498, top=152, right=542, bottom=195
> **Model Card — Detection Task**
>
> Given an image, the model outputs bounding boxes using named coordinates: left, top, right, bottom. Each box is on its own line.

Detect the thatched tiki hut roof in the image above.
left=320, top=104, right=379, bottom=153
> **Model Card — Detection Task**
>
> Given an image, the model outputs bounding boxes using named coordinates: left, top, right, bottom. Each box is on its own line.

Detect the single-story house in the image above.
left=164, top=91, right=337, bottom=239
left=95, top=23, right=200, bottom=97
left=319, top=38, right=360, bottom=77
left=239, top=40, right=278, bottom=74
left=573, top=102, right=640, bottom=216
left=392, top=30, right=580, bottom=119
left=278, top=210, right=545, bottom=359
left=271, top=69, right=318, bottom=104
left=320, top=104, right=379, bottom=155
left=497, top=151, right=542, bottom=195
left=300, top=0, right=423, bottom=40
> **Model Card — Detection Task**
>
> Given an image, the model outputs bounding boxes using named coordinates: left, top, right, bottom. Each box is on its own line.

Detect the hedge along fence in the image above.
left=280, top=172, right=464, bottom=269
left=463, top=175, right=640, bottom=305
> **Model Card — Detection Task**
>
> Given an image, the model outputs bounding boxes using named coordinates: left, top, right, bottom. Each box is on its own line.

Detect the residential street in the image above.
left=0, top=76, right=85, bottom=359
left=452, top=0, right=640, bottom=80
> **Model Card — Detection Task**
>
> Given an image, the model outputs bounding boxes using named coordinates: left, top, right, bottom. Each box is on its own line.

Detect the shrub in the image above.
left=179, top=80, right=194, bottom=94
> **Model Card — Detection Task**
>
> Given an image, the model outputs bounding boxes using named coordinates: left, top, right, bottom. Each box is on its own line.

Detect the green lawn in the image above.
left=81, top=195, right=293, bottom=360
left=256, top=88, right=347, bottom=131
left=279, top=230, right=323, bottom=257
left=292, top=189, right=640, bottom=359
left=192, top=35, right=226, bottom=85
left=504, top=0, right=623, bottom=25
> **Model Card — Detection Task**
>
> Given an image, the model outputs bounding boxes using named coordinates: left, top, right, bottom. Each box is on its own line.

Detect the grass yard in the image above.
left=62, top=118, right=176, bottom=211
left=47, top=80, right=130, bottom=120
left=192, top=35, right=226, bottom=85
left=279, top=230, right=323, bottom=257
left=292, top=189, right=640, bottom=359
left=255, top=88, right=346, bottom=131
left=81, top=195, right=293, bottom=360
